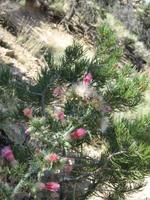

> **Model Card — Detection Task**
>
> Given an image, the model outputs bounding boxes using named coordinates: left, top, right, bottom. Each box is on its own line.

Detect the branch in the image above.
left=107, top=151, right=127, bottom=160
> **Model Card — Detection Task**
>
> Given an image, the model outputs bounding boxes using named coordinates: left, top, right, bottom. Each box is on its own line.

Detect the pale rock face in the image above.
left=125, top=177, right=150, bottom=200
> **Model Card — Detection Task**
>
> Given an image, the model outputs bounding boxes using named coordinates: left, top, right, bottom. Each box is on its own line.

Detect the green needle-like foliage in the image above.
left=0, top=24, right=150, bottom=200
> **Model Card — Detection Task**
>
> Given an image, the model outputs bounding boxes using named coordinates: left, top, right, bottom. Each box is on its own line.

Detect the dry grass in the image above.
left=17, top=22, right=95, bottom=62
left=0, top=27, right=42, bottom=78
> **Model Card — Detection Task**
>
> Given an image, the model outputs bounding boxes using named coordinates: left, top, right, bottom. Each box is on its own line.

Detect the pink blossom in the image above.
left=45, top=153, right=59, bottom=162
left=71, top=128, right=87, bottom=140
left=53, top=107, right=65, bottom=122
left=83, top=73, right=93, bottom=85
left=1, top=146, right=15, bottom=162
left=44, top=182, right=60, bottom=192
left=38, top=182, right=60, bottom=192
left=53, top=87, right=63, bottom=97
left=56, top=111, right=65, bottom=121
left=25, top=128, right=29, bottom=136
left=23, top=108, right=32, bottom=118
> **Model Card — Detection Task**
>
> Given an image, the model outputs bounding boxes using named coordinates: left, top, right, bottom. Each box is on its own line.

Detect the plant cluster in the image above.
left=110, top=1, right=150, bottom=50
left=0, top=24, right=150, bottom=200
left=137, top=3, right=150, bottom=48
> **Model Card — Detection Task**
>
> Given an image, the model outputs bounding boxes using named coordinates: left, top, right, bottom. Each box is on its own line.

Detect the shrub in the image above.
left=0, top=24, right=150, bottom=199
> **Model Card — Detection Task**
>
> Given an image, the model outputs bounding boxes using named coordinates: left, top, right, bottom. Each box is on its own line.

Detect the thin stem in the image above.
left=108, top=151, right=127, bottom=160
left=73, top=183, right=77, bottom=200
left=41, top=93, right=45, bottom=115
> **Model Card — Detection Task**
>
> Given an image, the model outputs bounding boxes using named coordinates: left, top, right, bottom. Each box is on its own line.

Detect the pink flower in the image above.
left=23, top=108, right=32, bottom=118
left=56, top=111, right=65, bottom=121
left=44, top=182, right=60, bottom=192
left=38, top=182, right=60, bottom=192
left=53, top=107, right=65, bottom=122
left=45, top=153, right=59, bottom=162
left=83, top=73, right=92, bottom=85
left=25, top=128, right=29, bottom=136
left=53, top=87, right=63, bottom=97
left=71, top=128, right=87, bottom=140
left=1, top=146, right=15, bottom=162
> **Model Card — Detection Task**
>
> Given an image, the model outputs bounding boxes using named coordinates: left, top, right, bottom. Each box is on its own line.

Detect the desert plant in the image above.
left=0, top=24, right=150, bottom=200
left=137, top=3, right=150, bottom=48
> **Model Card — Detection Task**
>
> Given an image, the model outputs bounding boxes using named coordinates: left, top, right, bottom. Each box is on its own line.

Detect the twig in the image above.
left=61, top=173, right=91, bottom=183
left=107, top=151, right=127, bottom=160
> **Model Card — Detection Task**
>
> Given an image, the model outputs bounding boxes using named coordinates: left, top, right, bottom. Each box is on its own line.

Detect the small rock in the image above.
left=5, top=50, right=16, bottom=58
